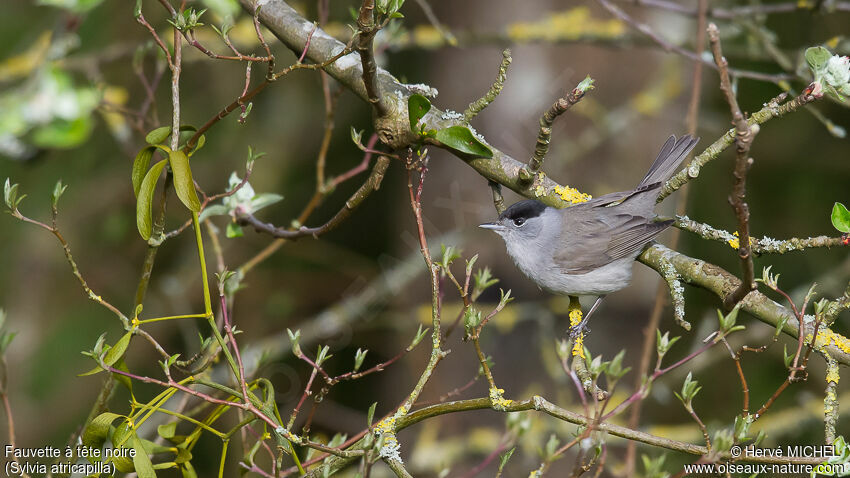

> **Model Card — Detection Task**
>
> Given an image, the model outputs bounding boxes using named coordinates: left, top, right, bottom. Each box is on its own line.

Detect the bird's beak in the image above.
left=478, top=222, right=505, bottom=231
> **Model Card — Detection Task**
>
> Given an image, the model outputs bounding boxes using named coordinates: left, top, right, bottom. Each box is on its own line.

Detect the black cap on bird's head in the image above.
left=479, top=200, right=548, bottom=233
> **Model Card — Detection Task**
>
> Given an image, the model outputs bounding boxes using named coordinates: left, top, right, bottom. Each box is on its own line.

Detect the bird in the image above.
left=479, top=135, right=699, bottom=335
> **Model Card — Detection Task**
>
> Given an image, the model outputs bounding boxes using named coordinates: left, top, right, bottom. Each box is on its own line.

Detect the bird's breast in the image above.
left=509, top=248, right=634, bottom=296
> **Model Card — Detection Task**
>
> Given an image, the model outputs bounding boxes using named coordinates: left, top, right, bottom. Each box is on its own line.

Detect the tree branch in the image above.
left=238, top=155, right=390, bottom=238
left=707, top=23, right=757, bottom=308
left=240, top=0, right=850, bottom=368
left=356, top=0, right=388, bottom=116
left=639, top=244, right=850, bottom=366
left=594, top=0, right=793, bottom=83
left=525, top=79, right=592, bottom=180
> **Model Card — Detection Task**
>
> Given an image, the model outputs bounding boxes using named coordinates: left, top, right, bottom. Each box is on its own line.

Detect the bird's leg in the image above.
left=569, top=295, right=605, bottom=338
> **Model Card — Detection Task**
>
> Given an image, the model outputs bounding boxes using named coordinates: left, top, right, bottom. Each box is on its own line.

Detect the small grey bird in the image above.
left=480, top=135, right=699, bottom=334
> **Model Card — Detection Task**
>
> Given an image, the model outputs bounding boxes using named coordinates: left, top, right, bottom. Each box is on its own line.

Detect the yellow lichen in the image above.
left=553, top=184, right=592, bottom=204
left=814, top=328, right=850, bottom=356
left=0, top=31, right=52, bottom=82
left=568, top=305, right=586, bottom=358
left=375, top=415, right=397, bottom=435
left=506, top=8, right=626, bottom=43
left=489, top=387, right=513, bottom=410
left=412, top=25, right=445, bottom=49
left=100, top=86, right=130, bottom=136
left=568, top=307, right=583, bottom=326
left=628, top=61, right=683, bottom=116
left=493, top=305, right=519, bottom=333
left=572, top=335, right=585, bottom=358
left=533, top=184, right=546, bottom=197
left=826, top=363, right=840, bottom=385
left=727, top=231, right=758, bottom=250
left=728, top=232, right=740, bottom=249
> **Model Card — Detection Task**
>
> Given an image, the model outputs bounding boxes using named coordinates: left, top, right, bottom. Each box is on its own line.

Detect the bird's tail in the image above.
left=639, top=135, right=700, bottom=188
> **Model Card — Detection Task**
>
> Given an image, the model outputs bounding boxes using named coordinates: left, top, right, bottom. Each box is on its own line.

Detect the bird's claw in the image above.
left=569, top=322, right=589, bottom=339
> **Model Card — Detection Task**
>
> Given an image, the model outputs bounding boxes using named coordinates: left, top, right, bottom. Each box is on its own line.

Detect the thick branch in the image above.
left=639, top=244, right=850, bottom=366
left=356, top=0, right=388, bottom=116
left=239, top=0, right=407, bottom=103
left=244, top=0, right=819, bottom=209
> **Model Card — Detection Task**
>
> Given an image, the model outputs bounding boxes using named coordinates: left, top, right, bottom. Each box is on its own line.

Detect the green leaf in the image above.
left=145, top=125, right=202, bottom=150
left=366, top=402, right=377, bottom=427
left=805, top=46, right=832, bottom=74
left=435, top=126, right=493, bottom=158
left=4, top=178, right=17, bottom=209
left=389, top=0, right=404, bottom=15
left=408, top=94, right=431, bottom=131
left=226, top=222, right=243, bottom=238
left=498, top=448, right=515, bottom=473
left=0, top=332, right=15, bottom=356
left=51, top=179, right=68, bottom=207
left=168, top=150, right=201, bottom=213
left=132, top=433, right=157, bottom=478
left=82, top=412, right=124, bottom=449
left=31, top=117, right=93, bottom=149
left=157, top=423, right=177, bottom=439
left=181, top=462, right=198, bottom=478
left=145, top=126, right=171, bottom=145
left=113, top=358, right=134, bottom=396
left=188, top=134, right=205, bottom=156
left=250, top=192, right=284, bottom=211
left=103, top=331, right=132, bottom=367
left=831, top=202, right=850, bottom=233
left=350, top=127, right=364, bottom=148
left=174, top=447, right=192, bottom=464
left=136, top=159, right=168, bottom=240
left=239, top=102, right=253, bottom=121
left=132, top=146, right=156, bottom=197
left=4, top=178, right=25, bottom=210
left=198, top=204, right=228, bottom=222
left=575, top=75, right=595, bottom=93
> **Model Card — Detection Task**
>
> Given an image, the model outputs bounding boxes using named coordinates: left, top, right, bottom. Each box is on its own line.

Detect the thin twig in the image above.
left=525, top=82, right=591, bottom=179
left=708, top=23, right=757, bottom=308
left=239, top=156, right=390, bottom=239
left=136, top=12, right=173, bottom=67
left=594, top=0, right=794, bottom=83
left=463, top=49, right=512, bottom=122
left=613, top=0, right=850, bottom=19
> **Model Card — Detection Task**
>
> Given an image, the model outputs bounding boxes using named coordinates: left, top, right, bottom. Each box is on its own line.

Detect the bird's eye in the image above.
left=513, top=217, right=525, bottom=227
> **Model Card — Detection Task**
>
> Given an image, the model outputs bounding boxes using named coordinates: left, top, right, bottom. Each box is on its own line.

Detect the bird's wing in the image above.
left=553, top=207, right=672, bottom=274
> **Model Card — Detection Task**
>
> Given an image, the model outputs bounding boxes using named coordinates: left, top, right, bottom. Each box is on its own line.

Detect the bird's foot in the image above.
left=569, top=320, right=590, bottom=339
